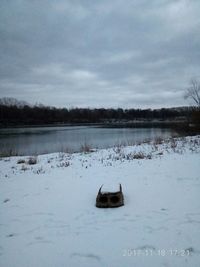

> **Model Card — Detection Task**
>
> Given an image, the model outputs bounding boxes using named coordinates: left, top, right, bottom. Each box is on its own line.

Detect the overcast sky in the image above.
left=0, top=0, right=200, bottom=108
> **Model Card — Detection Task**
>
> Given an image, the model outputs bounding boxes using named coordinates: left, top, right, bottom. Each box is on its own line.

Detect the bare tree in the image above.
left=184, top=79, right=200, bottom=107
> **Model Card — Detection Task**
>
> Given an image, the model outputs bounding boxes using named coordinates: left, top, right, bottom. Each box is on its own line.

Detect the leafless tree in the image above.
left=184, top=79, right=200, bottom=108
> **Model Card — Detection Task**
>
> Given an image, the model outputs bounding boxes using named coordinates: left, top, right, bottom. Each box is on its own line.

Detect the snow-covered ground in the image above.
left=0, top=136, right=200, bottom=267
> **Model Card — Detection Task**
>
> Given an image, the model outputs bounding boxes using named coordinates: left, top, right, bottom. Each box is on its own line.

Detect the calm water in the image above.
left=0, top=126, right=178, bottom=155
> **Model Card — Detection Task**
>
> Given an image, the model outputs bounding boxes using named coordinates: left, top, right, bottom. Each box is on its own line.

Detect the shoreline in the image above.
left=0, top=134, right=199, bottom=158
left=0, top=133, right=200, bottom=158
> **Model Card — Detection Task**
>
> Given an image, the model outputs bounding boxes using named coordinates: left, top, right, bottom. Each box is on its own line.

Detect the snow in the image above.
left=0, top=136, right=200, bottom=267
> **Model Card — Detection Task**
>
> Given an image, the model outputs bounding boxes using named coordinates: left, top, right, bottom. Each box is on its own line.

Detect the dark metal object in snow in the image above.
left=96, top=184, right=124, bottom=208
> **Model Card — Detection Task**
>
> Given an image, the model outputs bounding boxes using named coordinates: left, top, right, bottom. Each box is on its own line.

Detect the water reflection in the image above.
left=0, top=126, right=178, bottom=155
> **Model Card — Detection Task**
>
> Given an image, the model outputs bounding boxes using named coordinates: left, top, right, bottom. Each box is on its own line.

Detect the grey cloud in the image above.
left=0, top=0, right=200, bottom=108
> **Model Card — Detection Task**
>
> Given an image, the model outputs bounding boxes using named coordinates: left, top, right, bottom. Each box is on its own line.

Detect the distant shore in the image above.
left=0, top=119, right=188, bottom=128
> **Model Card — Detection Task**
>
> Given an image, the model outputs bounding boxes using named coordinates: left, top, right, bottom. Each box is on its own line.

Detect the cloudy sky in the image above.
left=0, top=0, right=200, bottom=108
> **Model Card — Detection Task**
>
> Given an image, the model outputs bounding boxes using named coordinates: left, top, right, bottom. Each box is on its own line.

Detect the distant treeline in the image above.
left=0, top=104, right=194, bottom=126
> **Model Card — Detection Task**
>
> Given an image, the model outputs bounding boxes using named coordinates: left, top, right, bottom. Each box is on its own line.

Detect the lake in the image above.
left=0, top=125, right=179, bottom=155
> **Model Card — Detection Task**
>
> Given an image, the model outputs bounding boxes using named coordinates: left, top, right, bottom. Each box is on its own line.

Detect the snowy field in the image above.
left=0, top=136, right=200, bottom=267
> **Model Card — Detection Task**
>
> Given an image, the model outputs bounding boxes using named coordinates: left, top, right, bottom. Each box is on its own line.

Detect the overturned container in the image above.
left=96, top=184, right=124, bottom=208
